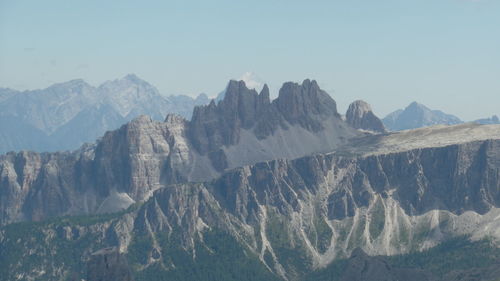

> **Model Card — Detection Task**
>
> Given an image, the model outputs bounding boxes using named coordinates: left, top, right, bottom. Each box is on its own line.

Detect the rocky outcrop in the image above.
left=189, top=80, right=272, bottom=154
left=346, top=100, right=386, bottom=133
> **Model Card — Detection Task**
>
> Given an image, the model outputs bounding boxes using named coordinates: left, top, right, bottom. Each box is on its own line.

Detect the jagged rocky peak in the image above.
left=189, top=79, right=348, bottom=155
left=192, top=80, right=264, bottom=119
left=405, top=101, right=430, bottom=115
left=276, top=79, right=339, bottom=124
left=346, top=100, right=386, bottom=133
left=189, top=80, right=272, bottom=154
left=217, top=79, right=271, bottom=126
left=192, top=79, right=338, bottom=132
left=98, top=74, right=161, bottom=100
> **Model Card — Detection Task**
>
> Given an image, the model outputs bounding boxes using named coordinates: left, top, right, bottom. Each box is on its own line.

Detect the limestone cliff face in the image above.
left=0, top=114, right=216, bottom=225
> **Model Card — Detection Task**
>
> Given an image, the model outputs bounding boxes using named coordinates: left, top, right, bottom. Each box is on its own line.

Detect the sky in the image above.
left=0, top=0, right=499, bottom=120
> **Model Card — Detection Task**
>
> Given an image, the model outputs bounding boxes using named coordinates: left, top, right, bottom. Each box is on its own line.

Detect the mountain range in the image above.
left=2, top=75, right=498, bottom=154
left=0, top=74, right=209, bottom=154
left=382, top=101, right=499, bottom=131
left=1, top=79, right=500, bottom=281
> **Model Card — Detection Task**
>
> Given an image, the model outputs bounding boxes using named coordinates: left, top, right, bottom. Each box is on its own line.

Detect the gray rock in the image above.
left=346, top=100, right=386, bottom=133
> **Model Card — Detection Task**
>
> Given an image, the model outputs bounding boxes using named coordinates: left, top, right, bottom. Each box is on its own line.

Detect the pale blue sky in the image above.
left=0, top=0, right=499, bottom=120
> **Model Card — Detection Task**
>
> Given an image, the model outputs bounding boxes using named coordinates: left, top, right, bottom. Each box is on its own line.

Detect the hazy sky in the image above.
left=1, top=0, right=499, bottom=120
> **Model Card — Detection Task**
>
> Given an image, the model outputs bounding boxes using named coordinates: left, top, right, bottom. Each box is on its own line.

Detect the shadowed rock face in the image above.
left=189, top=80, right=272, bottom=154
left=274, top=79, right=340, bottom=131
left=346, top=100, right=386, bottom=133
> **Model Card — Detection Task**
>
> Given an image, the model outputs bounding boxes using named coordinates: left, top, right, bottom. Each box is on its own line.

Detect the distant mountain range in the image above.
left=0, top=74, right=209, bottom=153
left=3, top=74, right=497, bottom=154
left=382, top=101, right=499, bottom=131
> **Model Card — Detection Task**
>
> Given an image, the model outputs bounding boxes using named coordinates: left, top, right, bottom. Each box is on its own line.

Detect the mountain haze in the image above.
left=474, top=115, right=500, bottom=125
left=382, top=102, right=463, bottom=131
left=0, top=75, right=209, bottom=153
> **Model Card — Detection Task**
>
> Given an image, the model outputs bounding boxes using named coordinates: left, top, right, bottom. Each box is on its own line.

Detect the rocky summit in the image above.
left=345, top=100, right=386, bottom=133
left=1, top=79, right=500, bottom=281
